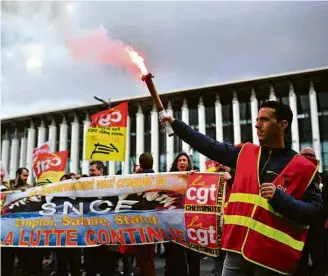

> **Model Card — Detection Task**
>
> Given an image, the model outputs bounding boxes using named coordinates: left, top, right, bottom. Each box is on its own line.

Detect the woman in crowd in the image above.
left=164, top=152, right=201, bottom=276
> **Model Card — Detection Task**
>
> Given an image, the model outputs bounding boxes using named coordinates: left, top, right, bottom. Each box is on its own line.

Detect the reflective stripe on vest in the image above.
left=222, top=143, right=319, bottom=275
left=224, top=215, right=303, bottom=251
left=227, top=193, right=309, bottom=228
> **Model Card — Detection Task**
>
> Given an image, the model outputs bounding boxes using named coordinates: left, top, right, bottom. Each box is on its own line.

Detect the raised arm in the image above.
left=169, top=119, right=241, bottom=169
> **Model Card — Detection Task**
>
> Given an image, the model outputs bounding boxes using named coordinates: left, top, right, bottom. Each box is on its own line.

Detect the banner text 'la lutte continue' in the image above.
left=1, top=172, right=225, bottom=256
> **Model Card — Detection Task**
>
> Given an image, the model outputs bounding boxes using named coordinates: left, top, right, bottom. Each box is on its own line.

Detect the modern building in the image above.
left=1, top=67, right=328, bottom=184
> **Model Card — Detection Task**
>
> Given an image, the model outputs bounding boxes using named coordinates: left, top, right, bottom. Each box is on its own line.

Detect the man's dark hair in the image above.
left=60, top=173, right=77, bottom=181
left=139, top=153, right=153, bottom=170
left=60, top=174, right=72, bottom=181
left=260, top=101, right=293, bottom=132
left=90, top=161, right=105, bottom=171
left=16, top=167, right=29, bottom=177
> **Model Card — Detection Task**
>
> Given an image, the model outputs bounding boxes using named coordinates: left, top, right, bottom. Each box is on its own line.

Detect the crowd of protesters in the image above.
left=1, top=100, right=328, bottom=276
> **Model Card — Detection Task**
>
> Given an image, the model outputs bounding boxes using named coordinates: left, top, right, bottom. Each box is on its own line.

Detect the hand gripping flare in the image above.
left=142, top=73, right=174, bottom=137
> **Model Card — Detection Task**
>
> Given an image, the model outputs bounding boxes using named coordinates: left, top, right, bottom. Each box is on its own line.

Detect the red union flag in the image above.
left=184, top=173, right=225, bottom=255
left=33, top=141, right=51, bottom=158
left=185, top=214, right=217, bottom=248
left=85, top=102, right=128, bottom=162
left=90, top=102, right=128, bottom=128
left=185, top=174, right=218, bottom=205
left=33, top=151, right=68, bottom=185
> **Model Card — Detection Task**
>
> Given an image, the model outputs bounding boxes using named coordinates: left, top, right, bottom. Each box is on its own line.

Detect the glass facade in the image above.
left=277, top=95, right=289, bottom=106
left=205, top=106, right=216, bottom=140
left=159, top=128, right=167, bottom=172
left=222, top=104, right=234, bottom=143
left=239, top=102, right=252, bottom=143
left=189, top=107, right=200, bottom=169
left=115, top=162, right=122, bottom=175
left=64, top=123, right=72, bottom=174
left=317, top=91, right=328, bottom=172
left=144, top=111, right=151, bottom=154
left=297, top=94, right=313, bottom=150
left=1, top=69, right=328, bottom=181
left=173, top=109, right=182, bottom=156
left=129, top=113, right=137, bottom=173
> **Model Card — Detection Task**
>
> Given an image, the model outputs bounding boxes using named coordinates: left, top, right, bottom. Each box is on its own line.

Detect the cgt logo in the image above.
left=92, top=111, right=122, bottom=127
left=35, top=155, right=61, bottom=175
left=185, top=175, right=217, bottom=205
left=186, top=215, right=216, bottom=247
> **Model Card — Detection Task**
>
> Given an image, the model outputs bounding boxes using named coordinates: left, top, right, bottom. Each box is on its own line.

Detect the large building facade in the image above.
left=1, top=67, right=328, bottom=184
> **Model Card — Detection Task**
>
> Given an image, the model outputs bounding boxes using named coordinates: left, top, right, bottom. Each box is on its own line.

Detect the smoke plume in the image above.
left=68, top=26, right=142, bottom=76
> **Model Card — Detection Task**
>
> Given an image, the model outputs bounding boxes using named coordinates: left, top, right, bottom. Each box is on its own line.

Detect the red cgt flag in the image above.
left=33, top=151, right=68, bottom=185
left=90, top=102, right=128, bottom=128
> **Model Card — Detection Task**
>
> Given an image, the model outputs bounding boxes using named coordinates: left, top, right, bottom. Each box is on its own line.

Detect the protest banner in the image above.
left=33, top=151, right=69, bottom=186
left=84, top=102, right=128, bottom=162
left=0, top=172, right=226, bottom=256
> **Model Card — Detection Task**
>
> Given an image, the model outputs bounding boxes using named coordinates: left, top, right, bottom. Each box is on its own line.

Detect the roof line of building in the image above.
left=2, top=66, right=328, bottom=121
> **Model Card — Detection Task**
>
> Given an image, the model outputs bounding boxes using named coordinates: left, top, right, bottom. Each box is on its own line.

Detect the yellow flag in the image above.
left=85, top=102, right=128, bottom=161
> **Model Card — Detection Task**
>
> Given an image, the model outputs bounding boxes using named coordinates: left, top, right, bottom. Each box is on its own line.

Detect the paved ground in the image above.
left=146, top=256, right=215, bottom=276
left=12, top=255, right=216, bottom=276
left=11, top=256, right=328, bottom=276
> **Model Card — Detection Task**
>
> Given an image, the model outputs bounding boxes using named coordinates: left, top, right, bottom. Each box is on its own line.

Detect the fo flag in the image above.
left=33, top=151, right=69, bottom=186
left=85, top=102, right=128, bottom=161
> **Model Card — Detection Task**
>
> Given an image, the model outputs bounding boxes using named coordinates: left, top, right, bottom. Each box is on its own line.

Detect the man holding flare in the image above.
left=159, top=100, right=322, bottom=276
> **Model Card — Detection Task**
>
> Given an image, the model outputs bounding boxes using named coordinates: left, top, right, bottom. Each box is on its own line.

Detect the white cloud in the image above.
left=1, top=1, right=328, bottom=119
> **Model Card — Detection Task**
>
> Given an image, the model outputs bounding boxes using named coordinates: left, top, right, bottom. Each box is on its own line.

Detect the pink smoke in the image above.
left=67, top=26, right=145, bottom=76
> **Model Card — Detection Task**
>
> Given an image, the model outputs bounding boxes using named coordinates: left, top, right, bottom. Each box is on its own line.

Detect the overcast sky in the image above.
left=1, top=1, right=328, bottom=119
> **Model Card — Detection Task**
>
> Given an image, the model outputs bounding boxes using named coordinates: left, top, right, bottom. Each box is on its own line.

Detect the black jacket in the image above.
left=171, top=119, right=323, bottom=225
left=8, top=179, right=30, bottom=191
left=138, top=169, right=155, bottom=175
left=321, top=174, right=328, bottom=217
